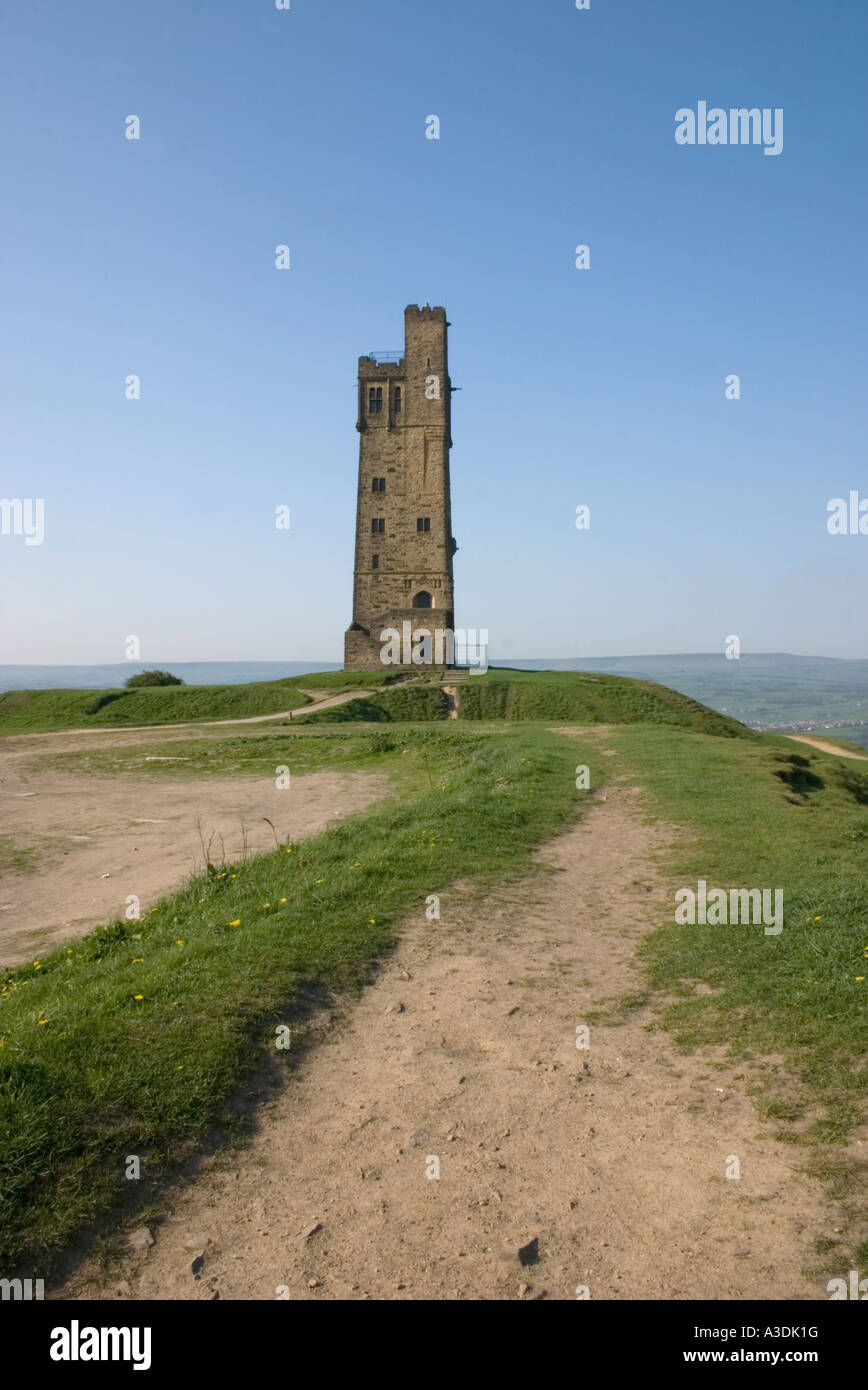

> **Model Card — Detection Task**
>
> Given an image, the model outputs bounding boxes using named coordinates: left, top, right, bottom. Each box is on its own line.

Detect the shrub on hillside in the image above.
left=124, top=670, right=184, bottom=689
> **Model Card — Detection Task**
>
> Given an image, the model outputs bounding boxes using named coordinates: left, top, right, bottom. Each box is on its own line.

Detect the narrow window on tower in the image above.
left=372, top=554, right=379, bottom=569
left=368, top=386, right=383, bottom=414
left=394, top=386, right=402, bottom=413
left=371, top=518, right=385, bottom=533
left=416, top=517, right=431, bottom=533
left=371, top=477, right=385, bottom=493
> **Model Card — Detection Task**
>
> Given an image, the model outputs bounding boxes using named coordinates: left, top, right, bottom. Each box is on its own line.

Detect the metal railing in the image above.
left=366, top=350, right=404, bottom=363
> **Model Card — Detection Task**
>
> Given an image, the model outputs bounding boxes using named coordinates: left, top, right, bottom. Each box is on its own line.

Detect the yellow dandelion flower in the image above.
left=176, top=939, right=183, bottom=946
left=33, top=961, right=41, bottom=969
left=857, top=977, right=865, bottom=982
left=38, top=1018, right=48, bottom=1025
left=132, top=957, right=144, bottom=963
left=229, top=919, right=241, bottom=927
left=178, top=1064, right=183, bottom=1069
left=280, top=897, right=287, bottom=903
left=231, top=874, right=237, bottom=879
left=369, top=918, right=376, bottom=924
left=134, top=994, right=143, bottom=1001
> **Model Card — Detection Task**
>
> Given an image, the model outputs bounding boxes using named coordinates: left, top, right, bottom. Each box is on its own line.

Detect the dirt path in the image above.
left=785, top=735, right=868, bottom=761
left=59, top=778, right=832, bottom=1301
left=0, top=755, right=389, bottom=966
left=289, top=689, right=369, bottom=719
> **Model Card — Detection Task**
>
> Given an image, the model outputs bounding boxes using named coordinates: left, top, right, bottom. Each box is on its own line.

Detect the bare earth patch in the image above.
left=0, top=732, right=388, bottom=966
left=58, top=783, right=832, bottom=1302
left=785, top=735, right=868, bottom=762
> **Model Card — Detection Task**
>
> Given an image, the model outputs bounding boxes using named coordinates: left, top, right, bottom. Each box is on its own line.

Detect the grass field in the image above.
left=609, top=726, right=868, bottom=1261
left=0, top=835, right=44, bottom=876
left=3, top=668, right=867, bottom=1275
left=0, top=724, right=596, bottom=1267
left=457, top=671, right=751, bottom=734
left=505, top=654, right=868, bottom=742
left=0, top=671, right=408, bottom=734
left=33, top=728, right=412, bottom=783
left=299, top=667, right=754, bottom=737
left=0, top=667, right=753, bottom=737
left=0, top=680, right=311, bottom=733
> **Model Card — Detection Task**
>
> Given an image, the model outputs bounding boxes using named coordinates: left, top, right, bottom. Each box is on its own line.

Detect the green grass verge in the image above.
left=30, top=728, right=411, bottom=783
left=0, top=668, right=755, bottom=737
left=609, top=725, right=868, bottom=1142
left=0, top=836, right=45, bottom=877
left=284, top=671, right=400, bottom=691
left=0, top=725, right=596, bottom=1267
left=458, top=671, right=752, bottom=736
left=298, top=669, right=752, bottom=736
left=0, top=681, right=315, bottom=734
left=0, top=671, right=418, bottom=735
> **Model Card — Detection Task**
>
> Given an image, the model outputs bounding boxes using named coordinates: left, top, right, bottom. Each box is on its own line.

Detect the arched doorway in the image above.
left=412, top=590, right=433, bottom=608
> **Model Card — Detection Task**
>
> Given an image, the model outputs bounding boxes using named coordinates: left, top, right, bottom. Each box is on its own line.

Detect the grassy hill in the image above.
left=6, top=652, right=867, bottom=742
left=504, top=653, right=868, bottom=742
left=0, top=674, right=395, bottom=734
left=303, top=668, right=753, bottom=738
left=0, top=680, right=306, bottom=732
left=0, top=667, right=752, bottom=738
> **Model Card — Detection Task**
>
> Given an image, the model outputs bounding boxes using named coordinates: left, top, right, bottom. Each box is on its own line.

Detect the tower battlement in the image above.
left=344, top=306, right=457, bottom=670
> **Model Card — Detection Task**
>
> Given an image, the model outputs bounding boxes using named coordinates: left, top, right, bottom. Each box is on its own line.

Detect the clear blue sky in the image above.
left=1, top=0, right=866, bottom=663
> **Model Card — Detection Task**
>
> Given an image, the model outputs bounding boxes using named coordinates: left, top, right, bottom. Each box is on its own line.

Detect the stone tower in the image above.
left=344, top=305, right=457, bottom=670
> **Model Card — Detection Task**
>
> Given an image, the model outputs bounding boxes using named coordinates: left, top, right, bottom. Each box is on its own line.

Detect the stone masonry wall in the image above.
left=344, top=305, right=456, bottom=670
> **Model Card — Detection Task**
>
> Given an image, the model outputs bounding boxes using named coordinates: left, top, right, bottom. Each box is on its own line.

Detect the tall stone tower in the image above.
left=344, top=305, right=457, bottom=670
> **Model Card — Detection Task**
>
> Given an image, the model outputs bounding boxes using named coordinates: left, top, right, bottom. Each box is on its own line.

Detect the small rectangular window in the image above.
left=371, top=477, right=385, bottom=493
left=368, top=386, right=383, bottom=414
left=394, top=386, right=402, bottom=413
left=416, top=517, right=431, bottom=533
left=371, top=517, right=385, bottom=533
left=372, top=554, right=379, bottom=569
